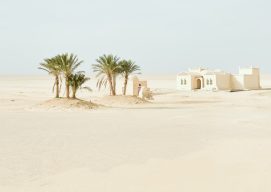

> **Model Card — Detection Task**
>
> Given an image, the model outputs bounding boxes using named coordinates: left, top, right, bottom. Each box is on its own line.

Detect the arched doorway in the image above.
left=196, top=79, right=202, bottom=89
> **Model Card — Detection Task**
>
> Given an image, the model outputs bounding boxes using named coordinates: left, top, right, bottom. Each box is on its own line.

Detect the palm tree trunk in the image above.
left=113, top=74, right=116, bottom=95
left=123, top=75, right=128, bottom=95
left=112, top=76, right=116, bottom=96
left=66, top=78, right=70, bottom=98
left=111, top=74, right=116, bottom=96
left=72, top=86, right=76, bottom=99
left=108, top=75, right=115, bottom=96
left=55, top=75, right=60, bottom=98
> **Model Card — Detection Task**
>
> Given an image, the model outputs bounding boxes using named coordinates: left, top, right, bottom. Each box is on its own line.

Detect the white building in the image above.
left=177, top=67, right=261, bottom=91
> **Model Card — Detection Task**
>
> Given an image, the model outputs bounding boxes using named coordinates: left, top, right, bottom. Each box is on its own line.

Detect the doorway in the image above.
left=196, top=79, right=202, bottom=89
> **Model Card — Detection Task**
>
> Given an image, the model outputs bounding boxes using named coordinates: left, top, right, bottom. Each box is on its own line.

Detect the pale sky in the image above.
left=0, top=0, right=270, bottom=75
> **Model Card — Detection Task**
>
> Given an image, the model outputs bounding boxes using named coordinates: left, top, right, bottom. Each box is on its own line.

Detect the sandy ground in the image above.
left=0, top=74, right=271, bottom=192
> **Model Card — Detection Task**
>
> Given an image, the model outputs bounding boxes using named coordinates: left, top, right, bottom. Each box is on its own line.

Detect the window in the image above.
left=184, top=79, right=187, bottom=85
left=210, top=79, right=213, bottom=85
left=181, top=79, right=183, bottom=85
left=206, top=79, right=209, bottom=85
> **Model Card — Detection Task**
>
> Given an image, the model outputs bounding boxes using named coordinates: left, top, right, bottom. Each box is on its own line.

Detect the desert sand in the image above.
left=1, top=74, right=271, bottom=192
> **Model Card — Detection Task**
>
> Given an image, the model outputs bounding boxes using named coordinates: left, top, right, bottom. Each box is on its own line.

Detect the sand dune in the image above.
left=0, top=75, right=271, bottom=191
left=96, top=95, right=149, bottom=107
left=36, top=98, right=99, bottom=111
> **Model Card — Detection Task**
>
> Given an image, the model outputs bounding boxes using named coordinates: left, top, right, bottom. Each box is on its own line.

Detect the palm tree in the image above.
left=56, top=53, right=83, bottom=98
left=92, top=54, right=120, bottom=96
left=68, top=72, right=91, bottom=99
left=119, top=60, right=140, bottom=95
left=39, top=57, right=62, bottom=98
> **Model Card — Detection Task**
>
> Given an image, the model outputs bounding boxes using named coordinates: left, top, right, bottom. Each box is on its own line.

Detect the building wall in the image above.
left=231, top=69, right=260, bottom=90
left=191, top=76, right=197, bottom=89
left=203, top=75, right=217, bottom=91
left=216, top=74, right=231, bottom=90
left=243, top=74, right=260, bottom=90
left=203, top=74, right=232, bottom=91
left=177, top=75, right=192, bottom=90
left=231, top=75, right=245, bottom=90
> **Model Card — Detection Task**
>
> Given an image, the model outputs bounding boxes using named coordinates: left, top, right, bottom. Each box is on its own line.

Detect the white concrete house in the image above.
left=177, top=67, right=261, bottom=91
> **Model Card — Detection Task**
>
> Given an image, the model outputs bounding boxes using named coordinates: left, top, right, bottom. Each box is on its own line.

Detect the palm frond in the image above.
left=92, top=54, right=121, bottom=94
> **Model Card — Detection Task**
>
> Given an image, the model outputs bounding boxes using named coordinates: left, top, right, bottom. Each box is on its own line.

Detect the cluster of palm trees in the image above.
left=39, top=53, right=90, bottom=99
left=92, top=54, right=140, bottom=96
left=40, top=53, right=141, bottom=99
